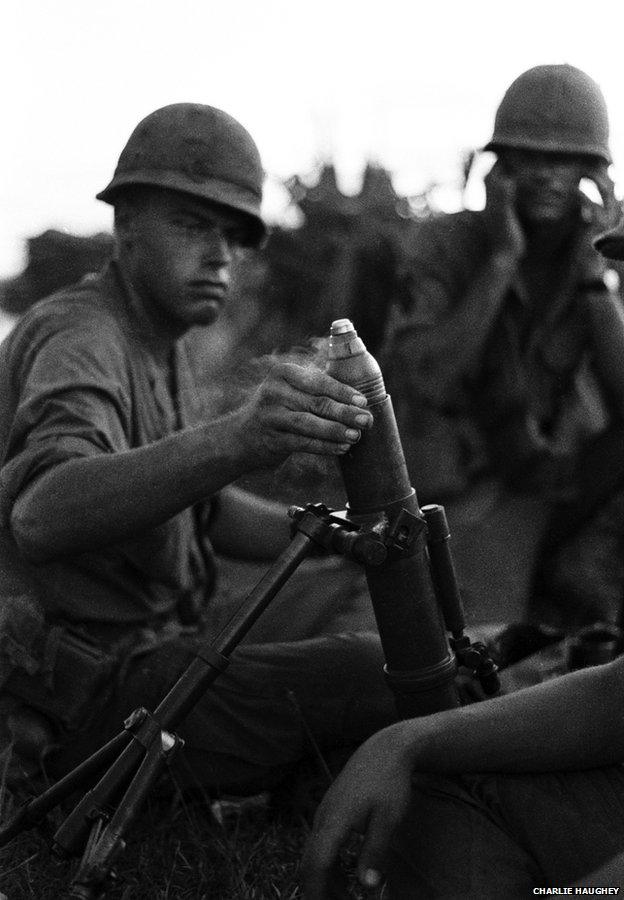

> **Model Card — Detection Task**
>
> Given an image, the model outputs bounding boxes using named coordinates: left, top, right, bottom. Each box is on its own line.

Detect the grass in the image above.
left=0, top=787, right=304, bottom=898
left=0, top=779, right=311, bottom=898
left=0, top=746, right=379, bottom=899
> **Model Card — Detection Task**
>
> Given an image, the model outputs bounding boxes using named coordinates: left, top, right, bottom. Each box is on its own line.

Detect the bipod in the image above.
left=0, top=500, right=499, bottom=897
left=0, top=504, right=361, bottom=899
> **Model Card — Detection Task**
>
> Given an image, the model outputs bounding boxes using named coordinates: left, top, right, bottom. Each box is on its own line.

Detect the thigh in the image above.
left=177, top=632, right=394, bottom=790
left=388, top=774, right=538, bottom=899
left=487, top=767, right=624, bottom=886
left=388, top=767, right=624, bottom=898
left=51, top=631, right=395, bottom=794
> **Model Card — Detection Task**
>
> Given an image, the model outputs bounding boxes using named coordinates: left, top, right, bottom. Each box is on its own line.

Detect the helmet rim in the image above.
left=483, top=135, right=611, bottom=165
left=96, top=103, right=267, bottom=248
left=96, top=170, right=266, bottom=247
left=485, top=64, right=612, bottom=166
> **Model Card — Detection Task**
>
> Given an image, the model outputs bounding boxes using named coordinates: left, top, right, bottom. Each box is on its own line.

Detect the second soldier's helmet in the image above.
left=484, top=64, right=611, bottom=164
left=97, top=103, right=266, bottom=247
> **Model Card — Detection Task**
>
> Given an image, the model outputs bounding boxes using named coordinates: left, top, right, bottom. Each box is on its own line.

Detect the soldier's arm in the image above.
left=303, top=655, right=624, bottom=898
left=8, top=363, right=371, bottom=563
left=393, top=169, right=525, bottom=405
left=393, top=250, right=518, bottom=406
left=584, top=286, right=624, bottom=407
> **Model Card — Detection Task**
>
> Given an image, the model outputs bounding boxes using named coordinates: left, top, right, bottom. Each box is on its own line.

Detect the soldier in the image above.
left=301, top=211, right=624, bottom=896
left=383, top=64, right=624, bottom=631
left=0, top=103, right=395, bottom=791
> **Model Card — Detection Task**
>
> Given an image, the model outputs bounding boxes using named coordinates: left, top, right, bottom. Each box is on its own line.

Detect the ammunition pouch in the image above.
left=1, top=595, right=120, bottom=733
left=5, top=626, right=118, bottom=733
left=0, top=595, right=199, bottom=739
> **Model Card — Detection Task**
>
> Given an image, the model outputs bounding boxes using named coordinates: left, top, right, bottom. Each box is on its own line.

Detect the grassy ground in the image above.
left=0, top=786, right=308, bottom=898
left=0, top=771, right=375, bottom=899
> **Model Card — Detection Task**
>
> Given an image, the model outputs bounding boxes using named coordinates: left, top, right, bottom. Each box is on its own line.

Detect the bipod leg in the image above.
left=50, top=529, right=317, bottom=865
left=64, top=724, right=183, bottom=900
left=152, top=527, right=318, bottom=730
left=0, top=729, right=132, bottom=848
left=64, top=816, right=107, bottom=900
left=1, top=511, right=330, bottom=898
left=52, top=708, right=160, bottom=859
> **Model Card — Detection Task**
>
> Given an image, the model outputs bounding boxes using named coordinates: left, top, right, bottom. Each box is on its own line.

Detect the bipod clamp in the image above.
left=288, top=503, right=388, bottom=565
left=450, top=635, right=500, bottom=696
left=287, top=501, right=432, bottom=566
left=57, top=708, right=184, bottom=899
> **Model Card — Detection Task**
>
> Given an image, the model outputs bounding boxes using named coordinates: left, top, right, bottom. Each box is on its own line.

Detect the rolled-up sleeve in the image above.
left=0, top=313, right=132, bottom=524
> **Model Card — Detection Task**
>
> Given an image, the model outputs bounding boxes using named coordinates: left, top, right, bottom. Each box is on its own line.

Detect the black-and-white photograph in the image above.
left=2, top=1, right=624, bottom=897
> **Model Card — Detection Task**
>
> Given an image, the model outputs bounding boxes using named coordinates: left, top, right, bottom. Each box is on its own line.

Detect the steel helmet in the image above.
left=97, top=103, right=266, bottom=246
left=484, top=64, right=611, bottom=164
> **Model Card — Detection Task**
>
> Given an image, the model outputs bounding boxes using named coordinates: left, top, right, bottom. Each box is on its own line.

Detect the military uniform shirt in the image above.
left=0, top=262, right=217, bottom=628
left=383, top=208, right=617, bottom=495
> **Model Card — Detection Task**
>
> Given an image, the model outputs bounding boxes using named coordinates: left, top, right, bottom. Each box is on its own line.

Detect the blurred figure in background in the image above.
left=301, top=200, right=624, bottom=900
left=384, top=64, right=624, bottom=633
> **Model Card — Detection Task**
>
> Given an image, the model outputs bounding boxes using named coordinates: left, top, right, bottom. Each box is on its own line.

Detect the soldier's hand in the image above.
left=484, top=162, right=526, bottom=260
left=233, top=360, right=373, bottom=469
left=301, top=723, right=415, bottom=899
left=578, top=164, right=618, bottom=229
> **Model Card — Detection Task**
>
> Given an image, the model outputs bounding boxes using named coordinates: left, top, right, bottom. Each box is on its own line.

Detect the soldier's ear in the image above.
left=113, top=203, right=138, bottom=251
left=114, top=204, right=131, bottom=233
left=492, top=152, right=512, bottom=177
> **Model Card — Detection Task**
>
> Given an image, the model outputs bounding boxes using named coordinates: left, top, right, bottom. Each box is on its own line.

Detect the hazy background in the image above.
left=3, top=0, right=624, bottom=284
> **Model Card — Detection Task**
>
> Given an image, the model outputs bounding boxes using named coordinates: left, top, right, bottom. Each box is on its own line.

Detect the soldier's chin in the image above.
left=187, top=299, right=223, bottom=326
left=520, top=194, right=575, bottom=224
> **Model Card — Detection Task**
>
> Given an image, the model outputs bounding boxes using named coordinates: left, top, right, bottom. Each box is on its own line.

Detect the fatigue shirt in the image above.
left=384, top=209, right=618, bottom=495
left=0, top=262, right=217, bottom=628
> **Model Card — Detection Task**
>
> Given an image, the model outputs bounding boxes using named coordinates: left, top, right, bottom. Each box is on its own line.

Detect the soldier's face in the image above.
left=120, top=190, right=248, bottom=330
left=500, top=149, right=588, bottom=223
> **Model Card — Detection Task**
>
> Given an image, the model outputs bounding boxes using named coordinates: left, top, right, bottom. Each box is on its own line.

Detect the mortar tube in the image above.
left=327, top=319, right=459, bottom=717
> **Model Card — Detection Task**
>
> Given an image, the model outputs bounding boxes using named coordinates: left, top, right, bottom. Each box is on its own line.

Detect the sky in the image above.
left=3, top=0, right=624, bottom=280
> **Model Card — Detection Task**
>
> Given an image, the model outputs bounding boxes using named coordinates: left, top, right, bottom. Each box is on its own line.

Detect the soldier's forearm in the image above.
left=585, top=290, right=624, bottom=404
left=9, top=415, right=250, bottom=562
left=408, top=656, right=624, bottom=776
left=404, top=250, right=518, bottom=403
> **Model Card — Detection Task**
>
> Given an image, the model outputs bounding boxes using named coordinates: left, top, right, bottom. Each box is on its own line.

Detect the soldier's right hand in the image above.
left=301, top=721, right=416, bottom=899
left=232, top=360, right=373, bottom=469
left=484, top=162, right=527, bottom=260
